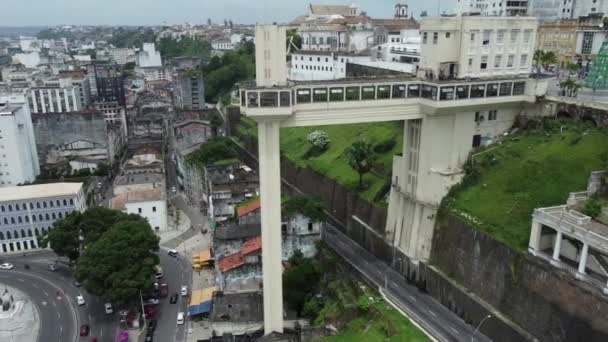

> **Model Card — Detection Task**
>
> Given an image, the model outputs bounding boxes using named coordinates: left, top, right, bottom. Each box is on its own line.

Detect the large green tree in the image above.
left=347, top=141, right=376, bottom=190
left=42, top=207, right=151, bottom=262
left=76, top=221, right=160, bottom=306
left=186, top=136, right=238, bottom=168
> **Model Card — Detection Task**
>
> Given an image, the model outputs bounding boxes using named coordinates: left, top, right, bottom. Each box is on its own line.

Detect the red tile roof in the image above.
left=217, top=253, right=245, bottom=272
left=241, top=236, right=262, bottom=256
left=217, top=236, right=262, bottom=272
left=237, top=198, right=261, bottom=217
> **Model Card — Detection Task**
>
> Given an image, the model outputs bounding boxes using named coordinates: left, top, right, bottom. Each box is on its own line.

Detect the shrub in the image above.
left=306, top=130, right=331, bottom=150
left=582, top=198, right=602, bottom=218
left=373, top=139, right=396, bottom=153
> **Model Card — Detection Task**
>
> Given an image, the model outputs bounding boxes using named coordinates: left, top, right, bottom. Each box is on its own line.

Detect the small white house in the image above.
left=111, top=188, right=168, bottom=232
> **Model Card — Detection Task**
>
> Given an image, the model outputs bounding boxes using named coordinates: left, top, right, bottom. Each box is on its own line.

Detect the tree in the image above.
left=210, top=112, right=224, bottom=136
left=76, top=220, right=160, bottom=306
left=286, top=29, right=302, bottom=50
left=283, top=195, right=327, bottom=222
left=283, top=251, right=320, bottom=315
left=42, top=207, right=148, bottom=262
left=533, top=50, right=558, bottom=73
left=186, top=137, right=238, bottom=168
left=347, top=141, right=376, bottom=190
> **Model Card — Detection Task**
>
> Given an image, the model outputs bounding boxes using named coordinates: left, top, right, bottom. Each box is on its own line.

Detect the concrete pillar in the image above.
left=257, top=120, right=284, bottom=334
left=552, top=231, right=563, bottom=264
left=64, top=88, right=71, bottom=112
left=529, top=220, right=542, bottom=251
left=40, top=90, right=47, bottom=113
left=48, top=89, right=55, bottom=113
left=56, top=89, right=62, bottom=112
left=578, top=243, right=589, bottom=274
left=32, top=90, right=38, bottom=113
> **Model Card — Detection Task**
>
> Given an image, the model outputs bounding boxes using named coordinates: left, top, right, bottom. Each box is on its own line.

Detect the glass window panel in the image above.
left=377, top=85, right=390, bottom=99
left=470, top=84, right=486, bottom=98
left=392, top=84, right=406, bottom=98
left=499, top=82, right=512, bottom=96
left=486, top=83, right=499, bottom=97
left=421, top=85, right=437, bottom=99
left=513, top=81, right=525, bottom=95
left=408, top=84, right=420, bottom=97
left=439, top=86, right=455, bottom=100
left=346, top=86, right=360, bottom=100
left=241, top=91, right=246, bottom=106
left=329, top=87, right=345, bottom=101
left=296, top=89, right=311, bottom=103
left=361, top=86, right=376, bottom=100
left=313, top=88, right=328, bottom=102
left=247, top=92, right=259, bottom=107
left=280, top=91, right=291, bottom=107
left=260, top=92, right=278, bottom=107
left=455, top=85, right=469, bottom=99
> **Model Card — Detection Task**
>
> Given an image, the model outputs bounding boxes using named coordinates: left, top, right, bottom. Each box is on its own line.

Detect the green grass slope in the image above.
left=449, top=121, right=608, bottom=251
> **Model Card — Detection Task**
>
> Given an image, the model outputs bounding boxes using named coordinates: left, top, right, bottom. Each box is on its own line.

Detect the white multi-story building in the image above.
left=0, top=182, right=86, bottom=254
left=418, top=16, right=537, bottom=80
left=457, top=0, right=528, bottom=16
left=138, top=43, right=162, bottom=68
left=139, top=66, right=173, bottom=82
left=28, top=81, right=82, bottom=114
left=212, top=40, right=235, bottom=51
left=0, top=94, right=40, bottom=187
left=111, top=48, right=137, bottom=65
left=289, top=51, right=348, bottom=81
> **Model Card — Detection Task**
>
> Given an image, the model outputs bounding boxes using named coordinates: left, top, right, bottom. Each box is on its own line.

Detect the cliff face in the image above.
left=431, top=215, right=608, bottom=341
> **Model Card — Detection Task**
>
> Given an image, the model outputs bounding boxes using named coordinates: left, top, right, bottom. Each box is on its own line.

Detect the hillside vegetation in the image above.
left=447, top=120, right=608, bottom=251
left=238, top=117, right=402, bottom=205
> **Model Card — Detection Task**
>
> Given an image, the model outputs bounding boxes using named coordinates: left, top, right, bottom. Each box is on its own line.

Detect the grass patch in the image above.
left=281, top=122, right=402, bottom=205
left=450, top=121, right=608, bottom=251
left=237, top=119, right=402, bottom=205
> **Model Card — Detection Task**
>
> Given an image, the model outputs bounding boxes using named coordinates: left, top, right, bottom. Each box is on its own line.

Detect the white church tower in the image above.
left=395, top=1, right=409, bottom=18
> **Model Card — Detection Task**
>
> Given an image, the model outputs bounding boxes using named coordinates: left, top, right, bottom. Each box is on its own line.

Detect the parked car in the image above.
left=76, top=295, right=86, bottom=306
left=144, top=306, right=157, bottom=318
left=0, top=263, right=14, bottom=270
left=90, top=338, right=98, bottom=342
left=72, top=280, right=82, bottom=287
left=143, top=298, right=160, bottom=306
left=104, top=303, right=113, bottom=314
left=181, top=286, right=188, bottom=297
left=47, top=264, right=57, bottom=272
left=80, top=324, right=90, bottom=336
left=167, top=249, right=178, bottom=257
left=177, top=312, right=185, bottom=325
left=170, top=293, right=178, bottom=304
left=145, top=333, right=154, bottom=342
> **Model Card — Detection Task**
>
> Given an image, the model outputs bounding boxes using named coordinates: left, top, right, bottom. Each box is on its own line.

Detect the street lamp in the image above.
left=471, top=314, right=492, bottom=342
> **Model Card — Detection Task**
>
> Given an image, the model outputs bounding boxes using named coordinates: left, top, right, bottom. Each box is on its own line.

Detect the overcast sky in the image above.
left=2, top=0, right=459, bottom=26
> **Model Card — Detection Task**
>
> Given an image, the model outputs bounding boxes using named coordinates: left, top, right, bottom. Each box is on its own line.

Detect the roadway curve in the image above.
left=0, top=268, right=78, bottom=342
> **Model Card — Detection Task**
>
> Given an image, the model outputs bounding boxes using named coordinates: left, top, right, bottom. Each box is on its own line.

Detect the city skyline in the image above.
left=2, top=0, right=457, bottom=26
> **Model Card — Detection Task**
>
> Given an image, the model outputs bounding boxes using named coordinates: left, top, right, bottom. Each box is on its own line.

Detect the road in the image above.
left=149, top=249, right=192, bottom=342
left=1, top=252, right=120, bottom=342
left=323, top=225, right=492, bottom=342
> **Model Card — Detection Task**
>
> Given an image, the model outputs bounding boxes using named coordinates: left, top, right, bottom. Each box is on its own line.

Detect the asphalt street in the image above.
left=323, top=225, right=492, bottom=342
left=1, top=252, right=121, bottom=342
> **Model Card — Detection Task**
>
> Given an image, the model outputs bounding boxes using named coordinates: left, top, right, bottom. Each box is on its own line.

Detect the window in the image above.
left=446, top=32, right=451, bottom=38
left=138, top=208, right=142, bottom=214
left=523, top=30, right=532, bottom=44
left=497, top=30, right=505, bottom=44
left=510, top=30, right=519, bottom=44
left=472, top=135, right=482, bottom=148
left=488, top=110, right=498, bottom=120
left=433, top=32, right=438, bottom=44
left=520, top=54, right=528, bottom=67
left=482, top=30, right=491, bottom=45
left=507, top=55, right=515, bottom=68
left=153, top=207, right=157, bottom=213
left=582, top=32, right=594, bottom=54
left=494, top=55, right=502, bottom=68
left=422, top=32, right=428, bottom=44
left=475, top=111, right=482, bottom=122
left=480, top=55, right=488, bottom=70
left=470, top=32, right=475, bottom=42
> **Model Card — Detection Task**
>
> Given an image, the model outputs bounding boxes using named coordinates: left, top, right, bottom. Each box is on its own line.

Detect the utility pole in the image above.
left=139, top=290, right=147, bottom=329
left=471, top=315, right=492, bottom=342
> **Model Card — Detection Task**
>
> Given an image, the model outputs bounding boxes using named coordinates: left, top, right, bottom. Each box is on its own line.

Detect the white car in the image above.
left=177, top=312, right=184, bottom=325
left=76, top=295, right=86, bottom=306
left=104, top=303, right=113, bottom=314
left=181, top=286, right=188, bottom=297
left=0, top=263, right=13, bottom=270
left=167, top=249, right=178, bottom=257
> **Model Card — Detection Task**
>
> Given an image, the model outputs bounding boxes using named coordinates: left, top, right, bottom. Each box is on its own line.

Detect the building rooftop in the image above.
left=111, top=188, right=163, bottom=210
left=217, top=253, right=245, bottom=272
left=114, top=173, right=164, bottom=186
left=215, top=223, right=261, bottom=240
left=310, top=4, right=355, bottom=17
left=211, top=291, right=264, bottom=323
left=236, top=198, right=261, bottom=217
left=0, top=104, right=22, bottom=115
left=241, top=236, right=262, bottom=255
left=0, top=183, right=83, bottom=202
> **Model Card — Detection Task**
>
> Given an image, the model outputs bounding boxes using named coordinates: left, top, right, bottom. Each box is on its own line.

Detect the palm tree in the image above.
left=533, top=50, right=558, bottom=74
left=560, top=79, right=581, bottom=97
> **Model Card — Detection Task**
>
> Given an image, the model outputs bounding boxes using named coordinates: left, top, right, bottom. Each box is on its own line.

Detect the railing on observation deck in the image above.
left=534, top=206, right=608, bottom=250
left=239, top=78, right=529, bottom=109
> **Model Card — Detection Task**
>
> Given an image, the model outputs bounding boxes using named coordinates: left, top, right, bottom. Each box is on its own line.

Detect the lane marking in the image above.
left=449, top=327, right=459, bottom=334
left=408, top=295, right=417, bottom=302
left=16, top=278, right=24, bottom=282
left=428, top=310, right=437, bottom=317
left=43, top=290, right=49, bottom=297
left=60, top=325, right=63, bottom=333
